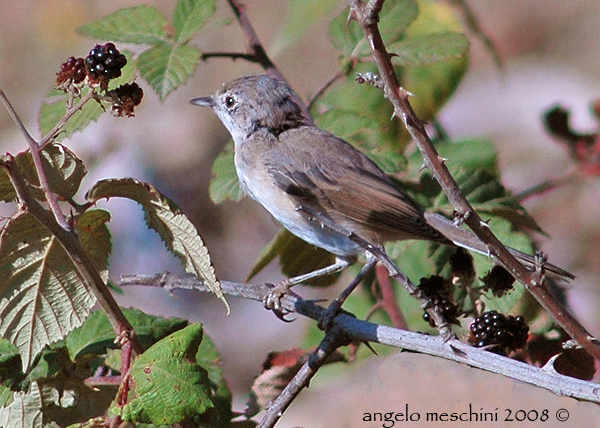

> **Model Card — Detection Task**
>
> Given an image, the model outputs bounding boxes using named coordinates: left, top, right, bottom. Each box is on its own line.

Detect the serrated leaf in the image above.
left=76, top=5, right=169, bottom=44
left=434, top=168, right=543, bottom=233
left=75, top=209, right=111, bottom=282
left=122, top=324, right=213, bottom=425
left=39, top=92, right=104, bottom=142
left=0, top=382, right=42, bottom=428
left=389, top=32, right=469, bottom=65
left=195, top=335, right=232, bottom=427
left=0, top=213, right=96, bottom=370
left=248, top=229, right=338, bottom=287
left=328, top=10, right=367, bottom=56
left=315, top=109, right=378, bottom=140
left=209, top=141, right=244, bottom=204
left=400, top=1, right=469, bottom=121
left=3, top=143, right=86, bottom=203
left=66, top=308, right=188, bottom=360
left=85, top=178, right=227, bottom=311
left=173, top=0, right=217, bottom=43
left=138, top=42, right=200, bottom=101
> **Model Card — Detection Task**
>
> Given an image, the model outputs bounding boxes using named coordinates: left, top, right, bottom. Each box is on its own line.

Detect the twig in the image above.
left=515, top=170, right=578, bottom=202
left=1, top=156, right=144, bottom=357
left=201, top=51, right=258, bottom=62
left=307, top=70, right=346, bottom=111
left=225, top=0, right=313, bottom=122
left=347, top=0, right=600, bottom=362
left=0, top=90, right=70, bottom=230
left=258, top=324, right=351, bottom=428
left=118, top=272, right=600, bottom=403
left=38, top=89, right=95, bottom=148
left=449, top=0, right=504, bottom=71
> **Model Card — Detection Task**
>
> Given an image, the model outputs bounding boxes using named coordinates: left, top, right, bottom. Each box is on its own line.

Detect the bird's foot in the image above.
left=263, top=281, right=295, bottom=322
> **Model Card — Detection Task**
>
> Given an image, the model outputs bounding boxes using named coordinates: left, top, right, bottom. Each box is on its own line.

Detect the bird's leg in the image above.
left=264, top=255, right=356, bottom=317
left=318, top=256, right=378, bottom=330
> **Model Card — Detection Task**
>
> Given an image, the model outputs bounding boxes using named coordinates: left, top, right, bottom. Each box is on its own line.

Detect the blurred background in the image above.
left=1, top=0, right=600, bottom=422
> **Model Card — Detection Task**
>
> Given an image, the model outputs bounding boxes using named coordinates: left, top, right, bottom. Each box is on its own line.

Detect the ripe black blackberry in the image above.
left=423, top=295, right=460, bottom=328
left=56, top=57, right=87, bottom=90
left=85, top=43, right=127, bottom=84
left=469, top=310, right=529, bottom=356
left=419, top=276, right=460, bottom=327
left=108, top=83, right=144, bottom=117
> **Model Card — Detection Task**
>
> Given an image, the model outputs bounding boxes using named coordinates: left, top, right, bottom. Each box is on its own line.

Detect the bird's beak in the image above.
left=190, top=96, right=214, bottom=107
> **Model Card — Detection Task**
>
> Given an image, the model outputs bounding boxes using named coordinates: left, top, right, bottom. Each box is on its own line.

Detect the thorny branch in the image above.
left=347, top=0, right=600, bottom=362
left=119, top=272, right=600, bottom=404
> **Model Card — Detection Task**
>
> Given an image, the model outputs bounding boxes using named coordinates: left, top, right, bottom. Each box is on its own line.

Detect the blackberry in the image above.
left=418, top=276, right=460, bottom=327
left=422, top=295, right=460, bottom=328
left=469, top=310, right=529, bottom=356
left=56, top=56, right=87, bottom=90
left=85, top=43, right=127, bottom=84
left=482, top=265, right=515, bottom=297
left=108, top=83, right=144, bottom=117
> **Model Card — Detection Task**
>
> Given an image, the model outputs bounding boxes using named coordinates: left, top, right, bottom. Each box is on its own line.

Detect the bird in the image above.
left=191, top=74, right=573, bottom=316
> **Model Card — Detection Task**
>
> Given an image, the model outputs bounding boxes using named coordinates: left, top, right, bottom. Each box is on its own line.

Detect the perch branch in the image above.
left=119, top=272, right=600, bottom=403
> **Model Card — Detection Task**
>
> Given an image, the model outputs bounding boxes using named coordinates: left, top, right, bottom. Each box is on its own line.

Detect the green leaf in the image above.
left=0, top=212, right=96, bottom=370
left=315, top=109, right=378, bottom=140
left=39, top=92, right=104, bottom=142
left=328, top=10, right=367, bottom=56
left=85, top=178, right=228, bottom=311
left=209, top=141, right=244, bottom=204
left=277, top=0, right=338, bottom=49
left=248, top=229, right=338, bottom=287
left=328, top=0, right=419, bottom=57
left=195, top=335, right=232, bottom=427
left=400, top=1, right=469, bottom=121
left=75, top=209, right=112, bottom=283
left=173, top=0, right=217, bottom=43
left=0, top=338, right=22, bottom=390
left=433, top=168, right=543, bottom=233
left=76, top=5, right=169, bottom=44
left=389, top=32, right=469, bottom=65
left=66, top=309, right=188, bottom=360
left=0, top=385, right=12, bottom=408
left=122, top=324, right=213, bottom=425
left=138, top=42, right=201, bottom=101
left=0, top=382, right=42, bottom=428
left=408, top=138, right=498, bottom=175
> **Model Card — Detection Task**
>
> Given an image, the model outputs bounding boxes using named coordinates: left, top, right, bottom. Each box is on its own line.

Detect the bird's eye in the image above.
left=224, top=96, right=236, bottom=109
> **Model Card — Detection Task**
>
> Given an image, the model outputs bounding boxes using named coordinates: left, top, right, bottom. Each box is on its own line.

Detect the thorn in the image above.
left=419, top=162, right=429, bottom=172
left=438, top=155, right=448, bottom=163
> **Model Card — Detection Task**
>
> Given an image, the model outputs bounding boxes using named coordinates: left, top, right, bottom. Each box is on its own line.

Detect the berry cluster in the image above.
left=469, top=310, right=529, bottom=355
left=419, top=276, right=461, bottom=328
left=108, top=83, right=144, bottom=117
left=57, top=57, right=86, bottom=85
left=85, top=43, right=127, bottom=83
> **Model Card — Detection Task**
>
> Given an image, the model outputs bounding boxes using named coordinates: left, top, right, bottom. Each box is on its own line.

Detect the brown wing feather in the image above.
left=268, top=126, right=450, bottom=245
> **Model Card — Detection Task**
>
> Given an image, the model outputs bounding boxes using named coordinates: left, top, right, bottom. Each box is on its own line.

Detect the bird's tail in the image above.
left=424, top=212, right=574, bottom=282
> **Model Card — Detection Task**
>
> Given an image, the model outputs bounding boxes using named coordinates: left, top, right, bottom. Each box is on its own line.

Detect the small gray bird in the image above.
left=191, top=74, right=573, bottom=301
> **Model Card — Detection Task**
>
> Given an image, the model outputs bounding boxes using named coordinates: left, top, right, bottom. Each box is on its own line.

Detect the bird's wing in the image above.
left=268, top=128, right=448, bottom=243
